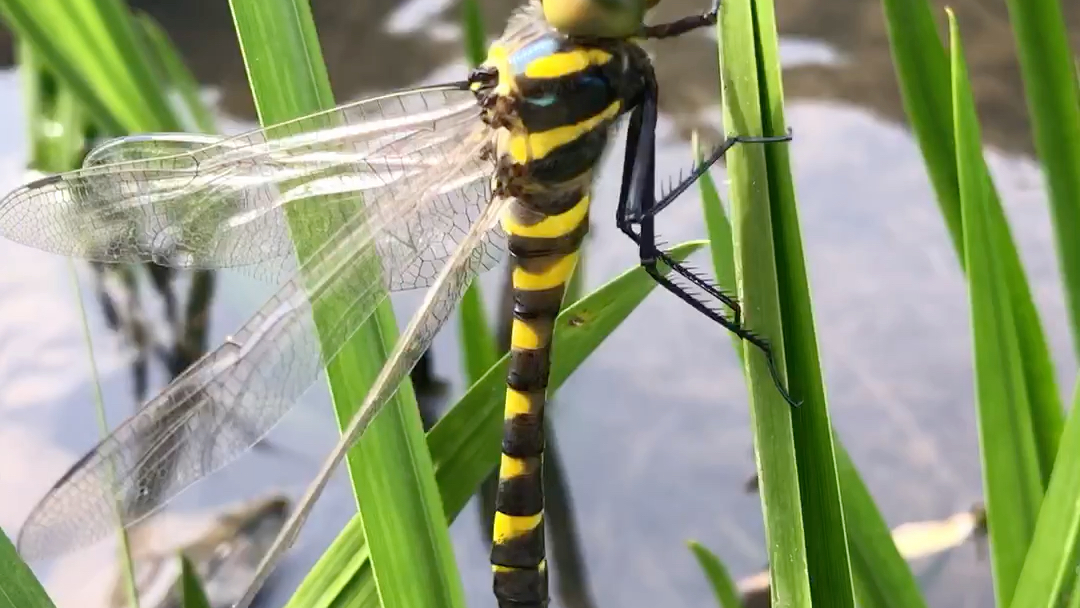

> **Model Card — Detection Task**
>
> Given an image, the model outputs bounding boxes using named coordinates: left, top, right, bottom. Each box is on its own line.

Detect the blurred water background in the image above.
left=0, top=0, right=1076, bottom=606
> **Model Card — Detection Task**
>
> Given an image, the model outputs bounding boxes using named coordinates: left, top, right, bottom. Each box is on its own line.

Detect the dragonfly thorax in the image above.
left=475, top=10, right=651, bottom=208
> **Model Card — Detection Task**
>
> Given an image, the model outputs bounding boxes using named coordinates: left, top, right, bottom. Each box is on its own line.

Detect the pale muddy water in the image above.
left=0, top=0, right=1076, bottom=607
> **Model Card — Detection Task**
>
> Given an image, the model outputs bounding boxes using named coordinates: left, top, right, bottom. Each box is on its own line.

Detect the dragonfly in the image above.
left=0, top=1, right=793, bottom=607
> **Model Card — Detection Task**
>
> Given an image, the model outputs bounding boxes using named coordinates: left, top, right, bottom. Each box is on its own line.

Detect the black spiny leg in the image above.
left=615, top=69, right=798, bottom=408
left=639, top=0, right=720, bottom=39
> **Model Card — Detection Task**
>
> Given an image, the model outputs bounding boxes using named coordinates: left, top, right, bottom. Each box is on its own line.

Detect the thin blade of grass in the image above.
left=717, top=0, right=810, bottom=605
left=1002, top=0, right=1080, bottom=356
left=19, top=39, right=142, bottom=608
left=286, top=242, right=704, bottom=607
left=456, top=0, right=497, bottom=386
left=688, top=542, right=745, bottom=608
left=226, top=1, right=462, bottom=607
left=1008, top=380, right=1080, bottom=607
left=460, top=0, right=487, bottom=68
left=880, top=0, right=1062, bottom=483
left=950, top=11, right=1044, bottom=604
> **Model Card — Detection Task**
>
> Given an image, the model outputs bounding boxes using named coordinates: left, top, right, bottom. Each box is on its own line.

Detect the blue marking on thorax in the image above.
left=524, top=93, right=558, bottom=106
left=508, top=36, right=561, bottom=76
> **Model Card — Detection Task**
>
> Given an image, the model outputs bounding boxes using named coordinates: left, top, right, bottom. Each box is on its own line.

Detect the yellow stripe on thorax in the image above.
left=483, top=44, right=517, bottom=96
left=501, top=194, right=589, bottom=238
left=493, top=511, right=543, bottom=543
left=512, top=251, right=579, bottom=291
left=524, top=49, right=612, bottom=79
left=508, top=101, right=621, bottom=163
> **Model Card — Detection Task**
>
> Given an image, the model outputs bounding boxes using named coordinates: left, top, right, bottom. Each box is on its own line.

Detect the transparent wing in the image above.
left=236, top=193, right=514, bottom=608
left=15, top=122, right=500, bottom=561
left=0, top=84, right=493, bottom=288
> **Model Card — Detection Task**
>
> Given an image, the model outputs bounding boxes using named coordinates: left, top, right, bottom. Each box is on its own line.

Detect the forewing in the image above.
left=16, top=126, right=498, bottom=561
left=0, top=85, right=495, bottom=287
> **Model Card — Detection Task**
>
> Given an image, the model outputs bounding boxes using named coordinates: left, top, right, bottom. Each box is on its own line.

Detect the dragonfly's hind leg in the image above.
left=614, top=65, right=798, bottom=407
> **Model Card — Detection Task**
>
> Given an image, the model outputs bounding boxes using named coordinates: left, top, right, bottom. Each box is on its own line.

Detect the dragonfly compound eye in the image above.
left=541, top=0, right=650, bottom=38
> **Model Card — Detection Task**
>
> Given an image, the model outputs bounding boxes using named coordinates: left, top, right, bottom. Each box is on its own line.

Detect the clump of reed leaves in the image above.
left=0, top=0, right=1077, bottom=607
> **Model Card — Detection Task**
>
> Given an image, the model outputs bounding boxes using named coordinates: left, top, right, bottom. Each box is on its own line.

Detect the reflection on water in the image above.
left=106, top=494, right=292, bottom=608
left=0, top=0, right=1076, bottom=607
left=3, top=0, right=1073, bottom=154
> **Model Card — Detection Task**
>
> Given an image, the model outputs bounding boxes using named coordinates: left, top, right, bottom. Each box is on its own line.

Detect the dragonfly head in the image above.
left=542, top=0, right=661, bottom=38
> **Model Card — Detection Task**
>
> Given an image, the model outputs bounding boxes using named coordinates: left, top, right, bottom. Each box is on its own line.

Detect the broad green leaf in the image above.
left=719, top=0, right=853, bottom=605
left=1009, top=381, right=1080, bottom=608
left=688, top=542, right=745, bottom=608
left=226, top=1, right=461, bottom=607
left=880, top=0, right=1062, bottom=482
left=1002, top=0, right=1080, bottom=358
left=950, top=12, right=1044, bottom=604
left=737, top=1, right=856, bottom=604
left=288, top=241, right=704, bottom=607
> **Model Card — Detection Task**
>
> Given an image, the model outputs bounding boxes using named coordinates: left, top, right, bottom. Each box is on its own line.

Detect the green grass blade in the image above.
left=459, top=283, right=499, bottom=384
left=179, top=555, right=212, bottom=608
left=687, top=542, right=745, bottom=608
left=19, top=39, right=142, bottom=608
left=701, top=176, right=927, bottom=608
left=287, top=241, right=704, bottom=607
left=880, top=0, right=1063, bottom=483
left=746, top=1, right=856, bottom=605
left=226, top=2, right=461, bottom=607
left=0, top=528, right=54, bottom=608
left=133, top=13, right=217, bottom=133
left=460, top=0, right=487, bottom=68
left=1002, top=0, right=1080, bottom=356
left=78, top=0, right=178, bottom=129
left=1008, top=380, right=1080, bottom=608
left=0, top=0, right=178, bottom=132
left=719, top=3, right=807, bottom=603
left=1, top=1, right=121, bottom=131
left=949, top=12, right=1044, bottom=604
left=719, top=0, right=854, bottom=605
left=698, top=88, right=925, bottom=608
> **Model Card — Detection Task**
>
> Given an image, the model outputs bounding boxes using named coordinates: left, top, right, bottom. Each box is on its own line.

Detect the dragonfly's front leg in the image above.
left=613, top=65, right=798, bottom=407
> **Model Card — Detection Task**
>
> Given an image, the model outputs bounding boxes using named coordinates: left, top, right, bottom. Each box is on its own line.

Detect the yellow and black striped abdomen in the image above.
left=491, top=191, right=589, bottom=607
left=483, top=23, right=646, bottom=608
